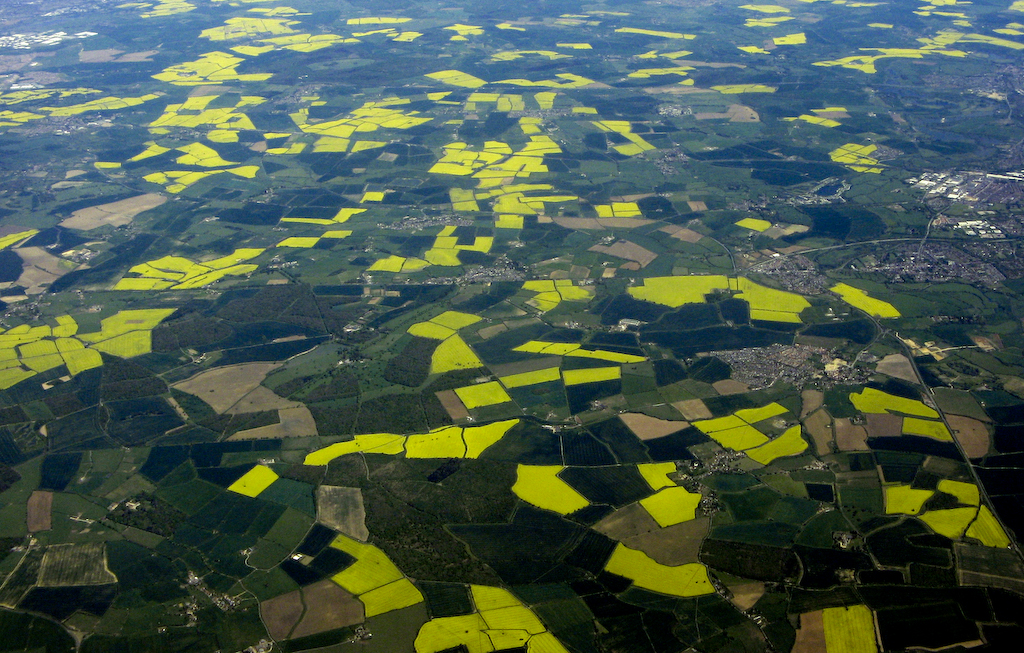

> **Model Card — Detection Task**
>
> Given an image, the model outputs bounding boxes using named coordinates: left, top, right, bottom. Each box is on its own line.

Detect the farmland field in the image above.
left=0, top=0, right=1024, bottom=650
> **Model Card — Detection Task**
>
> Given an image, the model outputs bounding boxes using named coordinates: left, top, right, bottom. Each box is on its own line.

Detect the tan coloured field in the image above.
left=875, top=353, right=918, bottom=384
left=27, top=490, right=52, bottom=533
left=291, top=580, right=364, bottom=638
left=597, top=217, right=653, bottom=229
left=16, top=247, right=71, bottom=295
left=594, top=503, right=708, bottom=565
left=317, top=486, right=369, bottom=541
left=800, top=390, right=823, bottom=418
left=611, top=194, right=654, bottom=202
left=658, top=224, right=704, bottom=243
left=79, top=49, right=123, bottom=63
left=552, top=217, right=605, bottom=230
left=865, top=413, right=902, bottom=438
left=712, top=379, right=749, bottom=395
left=695, top=104, right=760, bottom=122
left=671, top=398, right=713, bottom=421
left=229, top=406, right=318, bottom=440
left=227, top=386, right=302, bottom=415
left=477, top=323, right=508, bottom=340
left=624, top=518, right=709, bottom=566
left=834, top=418, right=869, bottom=451
left=261, top=589, right=304, bottom=640
left=60, top=193, right=166, bottom=230
left=687, top=201, right=707, bottom=212
left=803, top=409, right=833, bottom=456
left=117, top=50, right=158, bottom=62
left=435, top=389, right=469, bottom=421
left=948, top=415, right=990, bottom=459
left=589, top=240, right=658, bottom=268
left=619, top=413, right=687, bottom=440
left=172, top=363, right=283, bottom=413
left=729, top=581, right=765, bottom=611
left=791, top=610, right=826, bottom=653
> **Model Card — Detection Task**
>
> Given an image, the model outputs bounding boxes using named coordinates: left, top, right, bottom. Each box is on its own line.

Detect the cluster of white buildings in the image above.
left=0, top=30, right=95, bottom=49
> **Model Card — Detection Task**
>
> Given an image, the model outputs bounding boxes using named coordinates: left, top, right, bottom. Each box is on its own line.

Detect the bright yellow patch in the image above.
left=829, top=144, right=883, bottom=172
left=615, top=27, right=693, bottom=39
left=831, top=283, right=900, bottom=318
left=431, top=311, right=481, bottom=330
left=304, top=433, right=407, bottom=464
left=405, top=426, right=467, bottom=459
left=734, top=403, right=787, bottom=424
left=227, top=465, right=279, bottom=497
left=0, top=229, right=38, bottom=251
left=712, top=84, right=777, bottom=94
left=937, top=480, right=979, bottom=506
left=408, top=322, right=456, bottom=340
left=774, top=33, right=806, bottom=45
left=500, top=366, right=561, bottom=389
left=431, top=336, right=483, bottom=374
left=638, top=462, right=677, bottom=491
left=463, top=420, right=519, bottom=458
left=707, top=424, right=769, bottom=451
left=512, top=465, right=590, bottom=514
left=745, top=425, right=807, bottom=464
left=822, top=605, right=878, bottom=653
left=902, top=417, right=952, bottom=441
left=884, top=485, right=934, bottom=515
left=562, top=367, right=621, bottom=386
left=331, top=535, right=404, bottom=593
left=455, top=381, right=512, bottom=409
left=735, top=218, right=771, bottom=231
left=967, top=505, right=1011, bottom=548
left=920, top=507, right=978, bottom=539
left=565, top=349, right=645, bottom=364
left=849, top=388, right=937, bottom=418
left=360, top=578, right=424, bottom=617
left=640, top=486, right=702, bottom=527
left=605, top=544, right=714, bottom=597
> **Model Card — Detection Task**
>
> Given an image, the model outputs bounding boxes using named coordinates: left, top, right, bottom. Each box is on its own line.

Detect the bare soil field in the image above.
left=476, top=323, right=507, bottom=340
left=619, top=413, right=687, bottom=440
left=26, top=490, right=52, bottom=533
left=671, top=398, right=713, bottom=421
left=261, top=588, right=304, bottom=640
left=435, top=390, right=469, bottom=421
left=865, top=414, right=902, bottom=438
left=695, top=104, right=760, bottom=122
left=623, top=517, right=709, bottom=566
left=791, top=610, right=826, bottom=653
left=229, top=406, right=318, bottom=440
left=173, top=363, right=282, bottom=414
left=875, top=353, right=918, bottom=384
left=947, top=415, right=990, bottom=459
left=800, top=390, right=823, bottom=418
left=291, top=580, right=364, bottom=638
left=589, top=240, right=658, bottom=268
left=803, top=409, right=833, bottom=456
left=834, top=418, right=869, bottom=451
left=16, top=247, right=72, bottom=294
left=712, top=379, right=749, bottom=395
left=317, top=486, right=369, bottom=541
left=595, top=503, right=708, bottom=565
left=60, top=193, right=166, bottom=230
left=228, top=386, right=302, bottom=415
left=658, top=224, right=704, bottom=243
left=729, top=580, right=765, bottom=611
